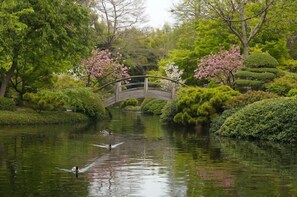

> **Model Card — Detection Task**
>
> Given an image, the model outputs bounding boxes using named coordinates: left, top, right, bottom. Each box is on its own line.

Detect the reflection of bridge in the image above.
left=99, top=75, right=185, bottom=107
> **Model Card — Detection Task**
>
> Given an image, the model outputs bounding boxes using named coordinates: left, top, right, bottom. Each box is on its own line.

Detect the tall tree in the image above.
left=93, top=0, right=146, bottom=49
left=172, top=0, right=207, bottom=22
left=0, top=0, right=94, bottom=97
left=204, top=0, right=275, bottom=57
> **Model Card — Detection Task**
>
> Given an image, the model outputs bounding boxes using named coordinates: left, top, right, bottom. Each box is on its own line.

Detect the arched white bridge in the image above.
left=98, top=75, right=185, bottom=107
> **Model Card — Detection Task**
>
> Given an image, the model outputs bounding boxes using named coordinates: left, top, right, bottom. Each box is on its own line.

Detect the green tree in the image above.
left=0, top=0, right=94, bottom=97
left=205, top=0, right=275, bottom=57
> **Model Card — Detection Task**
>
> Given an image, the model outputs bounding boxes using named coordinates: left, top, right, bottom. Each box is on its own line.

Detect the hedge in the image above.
left=217, top=98, right=297, bottom=142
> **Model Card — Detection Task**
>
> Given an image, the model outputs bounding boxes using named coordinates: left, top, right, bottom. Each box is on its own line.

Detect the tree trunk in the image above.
left=240, top=3, right=249, bottom=58
left=0, top=75, right=8, bottom=97
left=0, top=53, right=18, bottom=97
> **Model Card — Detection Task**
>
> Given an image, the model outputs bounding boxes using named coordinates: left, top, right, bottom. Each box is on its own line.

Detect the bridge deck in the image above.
left=101, top=75, right=184, bottom=107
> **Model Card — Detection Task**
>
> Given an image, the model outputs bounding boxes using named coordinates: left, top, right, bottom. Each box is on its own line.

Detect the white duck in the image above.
left=91, top=142, right=124, bottom=150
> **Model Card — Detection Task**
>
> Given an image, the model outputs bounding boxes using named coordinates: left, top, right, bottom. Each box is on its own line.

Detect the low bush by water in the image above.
left=0, top=110, right=90, bottom=125
left=216, top=97, right=297, bottom=142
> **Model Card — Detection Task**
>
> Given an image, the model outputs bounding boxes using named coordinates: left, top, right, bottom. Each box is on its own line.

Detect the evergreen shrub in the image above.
left=243, top=53, right=279, bottom=68
left=235, top=53, right=280, bottom=90
left=160, top=100, right=178, bottom=124
left=266, top=75, right=297, bottom=96
left=224, top=90, right=279, bottom=109
left=62, top=88, right=106, bottom=119
left=24, top=88, right=106, bottom=119
left=120, top=99, right=138, bottom=108
left=141, top=98, right=167, bottom=115
left=173, top=86, right=239, bottom=125
left=0, top=97, right=16, bottom=111
left=217, top=98, right=297, bottom=142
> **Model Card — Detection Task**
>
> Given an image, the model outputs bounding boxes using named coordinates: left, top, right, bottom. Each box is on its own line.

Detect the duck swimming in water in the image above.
left=56, top=154, right=109, bottom=176
left=91, top=142, right=124, bottom=150
left=100, top=129, right=113, bottom=136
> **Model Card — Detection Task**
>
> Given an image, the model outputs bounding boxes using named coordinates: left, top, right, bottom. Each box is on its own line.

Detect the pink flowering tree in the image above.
left=82, top=49, right=129, bottom=87
left=194, top=46, right=244, bottom=88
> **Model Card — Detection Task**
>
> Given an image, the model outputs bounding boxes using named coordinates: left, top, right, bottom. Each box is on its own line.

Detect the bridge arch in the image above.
left=98, top=75, right=185, bottom=107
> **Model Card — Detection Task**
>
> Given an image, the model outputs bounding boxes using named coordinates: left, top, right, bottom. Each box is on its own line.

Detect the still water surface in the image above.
left=1, top=110, right=297, bottom=197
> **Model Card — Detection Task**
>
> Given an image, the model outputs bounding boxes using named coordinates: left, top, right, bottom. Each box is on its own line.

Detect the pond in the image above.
left=0, top=109, right=297, bottom=197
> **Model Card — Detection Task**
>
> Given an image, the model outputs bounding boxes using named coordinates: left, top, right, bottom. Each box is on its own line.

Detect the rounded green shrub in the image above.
left=160, top=100, right=178, bottom=124
left=24, top=91, right=67, bottom=112
left=243, top=53, right=279, bottom=68
left=141, top=98, right=167, bottom=115
left=266, top=75, right=297, bottom=96
left=0, top=97, right=16, bottom=111
left=224, top=90, right=279, bottom=109
left=235, top=53, right=281, bottom=91
left=173, top=86, right=239, bottom=125
left=217, top=98, right=297, bottom=142
left=120, top=99, right=138, bottom=108
left=24, top=88, right=106, bottom=119
left=210, top=108, right=240, bottom=133
left=62, top=88, right=106, bottom=120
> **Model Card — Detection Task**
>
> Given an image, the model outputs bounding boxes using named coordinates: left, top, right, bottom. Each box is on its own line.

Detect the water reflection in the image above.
left=91, top=142, right=124, bottom=150
left=1, top=110, right=297, bottom=196
left=56, top=154, right=110, bottom=176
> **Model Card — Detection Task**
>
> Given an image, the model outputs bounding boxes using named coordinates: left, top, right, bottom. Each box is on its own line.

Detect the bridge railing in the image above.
left=98, top=75, right=186, bottom=107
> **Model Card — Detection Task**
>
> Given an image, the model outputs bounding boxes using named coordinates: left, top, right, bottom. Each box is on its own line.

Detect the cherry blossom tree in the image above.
left=82, top=49, right=129, bottom=87
left=194, top=46, right=243, bottom=88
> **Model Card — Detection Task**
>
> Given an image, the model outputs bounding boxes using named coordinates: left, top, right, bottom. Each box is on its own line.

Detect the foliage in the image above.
left=62, top=88, right=106, bottom=120
left=235, top=53, right=280, bottom=90
left=0, top=97, right=16, bottom=111
left=81, top=49, right=130, bottom=87
left=205, top=0, right=275, bottom=57
left=24, top=91, right=67, bottom=112
left=243, top=53, right=279, bottom=68
left=141, top=99, right=167, bottom=115
left=0, top=0, right=94, bottom=97
left=0, top=110, right=89, bottom=125
left=160, top=100, right=178, bottom=124
left=24, top=88, right=106, bottom=119
left=91, top=0, right=146, bottom=49
left=287, top=89, right=297, bottom=97
left=52, top=74, right=85, bottom=89
left=120, top=99, right=138, bottom=108
left=266, top=74, right=297, bottom=96
left=225, top=91, right=279, bottom=109
left=218, top=98, right=297, bottom=142
left=173, top=86, right=239, bottom=125
left=210, top=108, right=240, bottom=133
left=279, top=59, right=297, bottom=73
left=195, top=46, right=243, bottom=88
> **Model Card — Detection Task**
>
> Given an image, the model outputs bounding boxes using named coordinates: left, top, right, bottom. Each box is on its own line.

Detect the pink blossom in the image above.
left=82, top=49, right=130, bottom=86
left=194, top=46, right=243, bottom=87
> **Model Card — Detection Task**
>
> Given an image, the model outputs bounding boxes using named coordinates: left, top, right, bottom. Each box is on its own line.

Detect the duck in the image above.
left=91, top=142, right=124, bottom=150
left=100, top=129, right=113, bottom=136
left=56, top=154, right=109, bottom=175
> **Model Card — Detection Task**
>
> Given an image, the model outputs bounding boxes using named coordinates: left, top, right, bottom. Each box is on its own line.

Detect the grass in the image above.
left=0, top=110, right=90, bottom=125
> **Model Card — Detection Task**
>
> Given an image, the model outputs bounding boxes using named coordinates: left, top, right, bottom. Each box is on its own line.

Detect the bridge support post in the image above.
left=171, top=83, right=176, bottom=99
left=115, top=82, right=121, bottom=102
left=144, top=78, right=148, bottom=96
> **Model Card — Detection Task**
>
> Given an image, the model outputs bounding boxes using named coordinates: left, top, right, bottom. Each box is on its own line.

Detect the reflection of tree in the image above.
left=213, top=136, right=297, bottom=196
left=0, top=124, right=97, bottom=197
